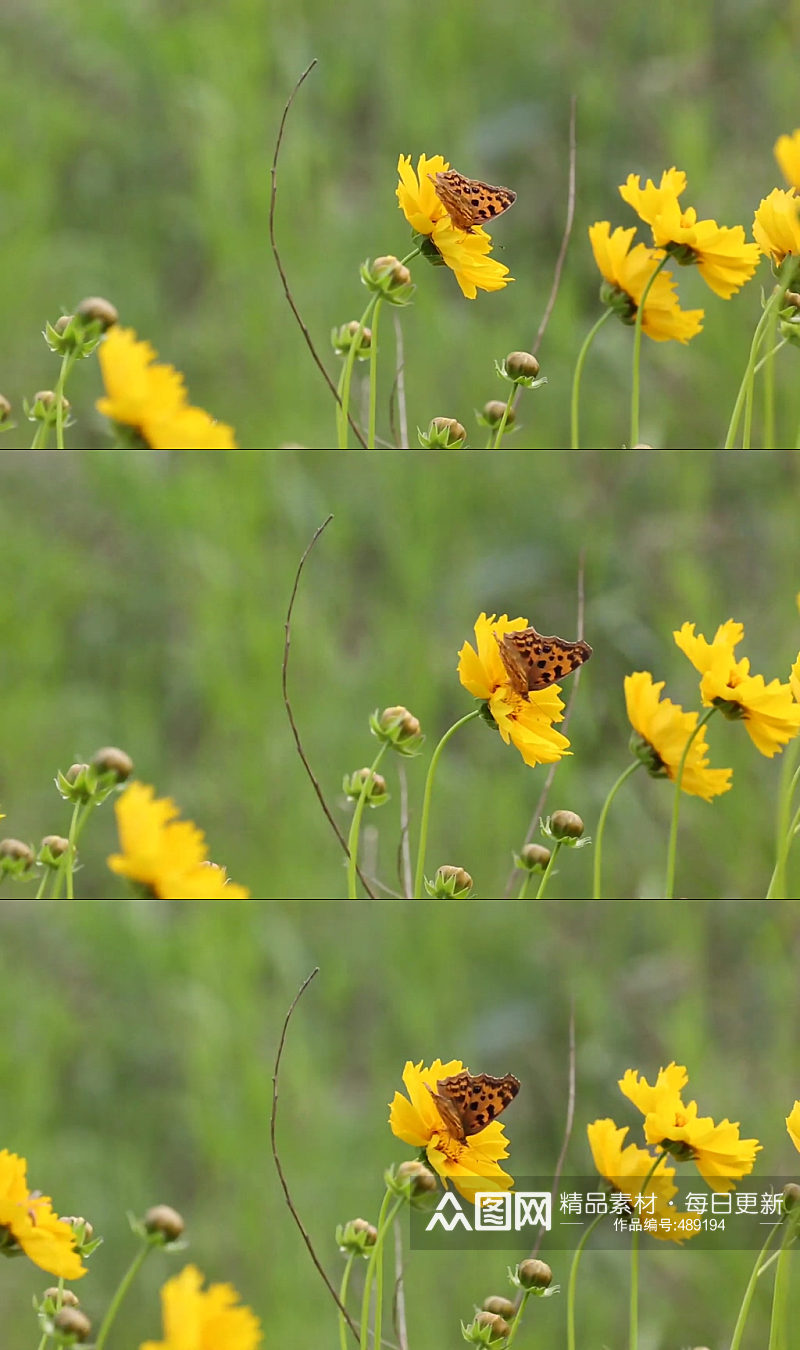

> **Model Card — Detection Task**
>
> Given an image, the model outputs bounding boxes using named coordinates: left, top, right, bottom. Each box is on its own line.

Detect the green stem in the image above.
left=728, top=1221, right=783, bottom=1350
left=54, top=350, right=77, bottom=451
left=629, top=1229, right=639, bottom=1350
left=754, top=339, right=788, bottom=375
left=516, top=871, right=531, bottom=898
left=50, top=799, right=95, bottom=900
left=504, top=1288, right=531, bottom=1350
left=767, top=1232, right=792, bottom=1350
left=724, top=263, right=797, bottom=449
left=762, top=299, right=778, bottom=449
left=630, top=256, right=669, bottom=448
left=571, top=310, right=612, bottom=449
left=346, top=744, right=388, bottom=899
left=664, top=707, right=717, bottom=899
left=338, top=296, right=378, bottom=450
left=412, top=709, right=482, bottom=898
left=566, top=1212, right=606, bottom=1350
left=93, top=1240, right=152, bottom=1350
left=491, top=387, right=515, bottom=449
left=534, top=839, right=562, bottom=899
left=766, top=741, right=800, bottom=899
left=593, top=760, right=642, bottom=899
left=359, top=1190, right=403, bottom=1350
left=339, top=1253, right=356, bottom=1350
left=367, top=298, right=383, bottom=450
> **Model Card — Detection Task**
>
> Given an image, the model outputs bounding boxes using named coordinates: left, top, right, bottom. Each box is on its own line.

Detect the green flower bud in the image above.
left=39, top=835, right=70, bottom=868
left=0, top=838, right=36, bottom=881
left=504, top=351, right=540, bottom=381
left=518, top=844, right=551, bottom=872
left=425, top=864, right=473, bottom=898
left=482, top=1296, right=516, bottom=1318
left=76, top=296, right=119, bottom=329
left=517, top=1258, right=552, bottom=1289
left=0, top=394, right=12, bottom=428
left=418, top=416, right=467, bottom=448
left=360, top=255, right=416, bottom=305
left=342, top=768, right=389, bottom=807
left=481, top=400, right=514, bottom=428
left=91, top=746, right=134, bottom=781
left=471, top=1310, right=510, bottom=1341
left=43, top=1289, right=80, bottom=1308
left=369, top=705, right=425, bottom=756
left=783, top=1182, right=800, bottom=1211
left=53, top=1307, right=91, bottom=1341
left=144, top=1204, right=185, bottom=1242
left=548, top=810, right=584, bottom=839
left=336, top=1216, right=378, bottom=1254
left=332, top=320, right=372, bottom=359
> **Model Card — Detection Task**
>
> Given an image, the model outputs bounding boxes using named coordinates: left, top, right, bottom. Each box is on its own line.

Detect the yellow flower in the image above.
left=96, top=327, right=237, bottom=449
left=624, top=671, right=732, bottom=800
left=586, top=1119, right=694, bottom=1243
left=620, top=170, right=760, bottom=298
left=674, top=621, right=800, bottom=757
left=389, top=1059, right=513, bottom=1201
left=618, top=167, right=687, bottom=223
left=0, top=1149, right=86, bottom=1280
left=753, top=188, right=800, bottom=265
left=775, top=130, right=800, bottom=191
left=588, top=222, right=703, bottom=342
left=396, top=154, right=513, bottom=300
left=787, top=1101, right=800, bottom=1153
left=108, top=782, right=249, bottom=899
left=457, top=613, right=571, bottom=767
left=140, top=1265, right=261, bottom=1350
left=620, top=1064, right=761, bottom=1192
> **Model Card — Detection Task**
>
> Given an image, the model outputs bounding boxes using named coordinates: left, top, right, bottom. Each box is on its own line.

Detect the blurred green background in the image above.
left=0, top=449, right=799, bottom=898
left=1, top=902, right=798, bottom=1347
left=2, top=0, right=799, bottom=448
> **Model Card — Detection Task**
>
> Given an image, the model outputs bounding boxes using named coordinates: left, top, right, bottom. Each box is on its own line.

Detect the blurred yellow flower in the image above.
left=588, top=222, right=703, bottom=342
left=389, top=1059, right=513, bottom=1201
left=108, top=782, right=249, bottom=899
left=775, top=130, right=800, bottom=190
left=787, top=1100, right=800, bottom=1152
left=97, top=327, right=237, bottom=449
left=458, top=613, right=571, bottom=767
left=620, top=169, right=760, bottom=297
left=620, top=1063, right=761, bottom=1192
left=587, top=1118, right=694, bottom=1243
left=674, top=621, right=800, bottom=757
left=753, top=188, right=800, bottom=264
left=790, top=653, right=800, bottom=703
left=396, top=154, right=513, bottom=299
left=140, top=1265, right=261, bottom=1350
left=0, top=1149, right=86, bottom=1280
left=624, top=671, right=732, bottom=800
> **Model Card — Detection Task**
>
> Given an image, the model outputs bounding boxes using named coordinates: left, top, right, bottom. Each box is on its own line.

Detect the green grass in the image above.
left=1, top=901, right=798, bottom=1347
left=0, top=449, right=799, bottom=898
left=2, top=0, right=799, bottom=447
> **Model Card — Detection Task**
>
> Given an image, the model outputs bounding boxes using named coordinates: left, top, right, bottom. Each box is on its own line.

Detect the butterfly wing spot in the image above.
left=498, top=628, right=592, bottom=695
left=430, top=1071, right=520, bottom=1140
left=429, top=170, right=516, bottom=233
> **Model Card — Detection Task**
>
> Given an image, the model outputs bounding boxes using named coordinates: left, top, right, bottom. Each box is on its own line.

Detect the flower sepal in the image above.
left=415, top=231, right=448, bottom=267
left=462, top=1311, right=511, bottom=1345
left=0, top=838, right=36, bottom=882
left=332, top=321, right=372, bottom=360
left=384, top=1159, right=439, bottom=1206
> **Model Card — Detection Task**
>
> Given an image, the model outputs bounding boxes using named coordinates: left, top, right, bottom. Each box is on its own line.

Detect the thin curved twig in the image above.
left=269, top=61, right=368, bottom=448
left=270, top=968, right=360, bottom=1340
left=512, top=96, right=578, bottom=412
left=282, top=515, right=376, bottom=898
left=502, top=549, right=587, bottom=898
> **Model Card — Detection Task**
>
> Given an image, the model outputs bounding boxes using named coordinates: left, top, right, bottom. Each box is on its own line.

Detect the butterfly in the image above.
left=498, top=627, right=592, bottom=697
left=428, top=169, right=517, bottom=234
left=427, top=1070, right=520, bottom=1142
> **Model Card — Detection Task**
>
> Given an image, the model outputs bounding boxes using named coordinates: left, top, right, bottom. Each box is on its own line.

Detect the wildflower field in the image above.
left=1, top=902, right=798, bottom=1349
left=2, top=450, right=800, bottom=898
left=3, top=1, right=800, bottom=448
